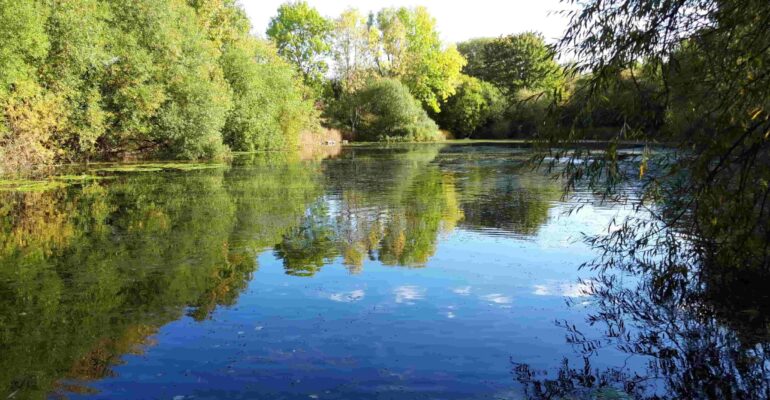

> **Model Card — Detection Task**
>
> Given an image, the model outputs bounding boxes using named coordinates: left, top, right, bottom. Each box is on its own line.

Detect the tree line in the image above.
left=266, top=3, right=569, bottom=142
left=0, top=0, right=578, bottom=173
left=265, top=2, right=697, bottom=144
left=0, top=0, right=317, bottom=174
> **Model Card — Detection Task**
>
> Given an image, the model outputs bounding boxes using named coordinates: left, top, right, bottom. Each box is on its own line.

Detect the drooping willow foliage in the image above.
left=545, top=0, right=770, bottom=273
left=518, top=0, right=770, bottom=397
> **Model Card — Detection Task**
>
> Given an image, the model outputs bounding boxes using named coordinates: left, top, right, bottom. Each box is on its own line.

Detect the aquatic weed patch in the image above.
left=0, top=179, right=68, bottom=192
left=94, top=163, right=226, bottom=173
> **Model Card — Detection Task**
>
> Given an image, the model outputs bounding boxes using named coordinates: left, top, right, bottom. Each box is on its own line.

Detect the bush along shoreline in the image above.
left=0, top=0, right=317, bottom=175
left=3, top=0, right=716, bottom=176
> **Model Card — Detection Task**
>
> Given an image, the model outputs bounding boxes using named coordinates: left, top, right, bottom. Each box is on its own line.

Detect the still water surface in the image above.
left=2, top=144, right=637, bottom=399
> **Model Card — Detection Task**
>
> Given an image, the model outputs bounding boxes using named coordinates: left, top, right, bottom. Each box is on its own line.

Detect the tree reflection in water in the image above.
left=273, top=144, right=560, bottom=274
left=0, top=156, right=321, bottom=398
left=513, top=189, right=770, bottom=399
left=515, top=268, right=770, bottom=399
left=0, top=145, right=567, bottom=398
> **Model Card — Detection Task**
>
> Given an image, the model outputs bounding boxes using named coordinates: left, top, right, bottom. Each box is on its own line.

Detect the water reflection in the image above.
left=0, top=144, right=648, bottom=398
left=513, top=215, right=770, bottom=398
left=0, top=173, right=263, bottom=398
left=275, top=146, right=464, bottom=275
left=515, top=268, right=770, bottom=399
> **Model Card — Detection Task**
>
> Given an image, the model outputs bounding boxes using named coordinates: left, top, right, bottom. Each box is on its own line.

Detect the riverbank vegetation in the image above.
left=0, top=0, right=694, bottom=175
left=261, top=2, right=677, bottom=143
left=0, top=0, right=317, bottom=174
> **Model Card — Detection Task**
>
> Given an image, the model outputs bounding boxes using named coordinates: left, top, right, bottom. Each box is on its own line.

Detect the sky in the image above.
left=239, top=0, right=571, bottom=45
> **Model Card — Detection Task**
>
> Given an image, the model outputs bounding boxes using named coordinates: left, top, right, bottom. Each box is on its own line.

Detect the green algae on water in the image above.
left=54, top=174, right=113, bottom=181
left=94, top=163, right=226, bottom=173
left=0, top=163, right=220, bottom=192
left=0, top=179, right=68, bottom=192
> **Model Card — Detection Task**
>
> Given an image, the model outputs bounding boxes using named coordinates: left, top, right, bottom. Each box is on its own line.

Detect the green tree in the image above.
left=459, top=33, right=563, bottom=98
left=559, top=67, right=665, bottom=137
left=370, top=7, right=465, bottom=112
left=266, top=1, right=333, bottom=92
left=216, top=36, right=316, bottom=151
left=221, top=38, right=316, bottom=151
left=350, top=79, right=440, bottom=142
left=41, top=0, right=112, bottom=159
left=435, top=75, right=506, bottom=138
left=549, top=0, right=770, bottom=270
left=0, top=1, right=54, bottom=172
left=0, top=0, right=48, bottom=95
left=0, top=0, right=322, bottom=173
left=330, top=8, right=375, bottom=93
left=456, top=38, right=494, bottom=80
left=192, top=0, right=317, bottom=151
left=128, top=0, right=232, bottom=159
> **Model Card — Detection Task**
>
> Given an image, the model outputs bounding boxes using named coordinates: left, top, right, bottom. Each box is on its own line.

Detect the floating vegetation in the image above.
left=94, top=163, right=226, bottom=173
left=0, top=179, right=68, bottom=192
left=96, top=166, right=164, bottom=173
left=0, top=163, right=225, bottom=193
left=54, top=174, right=113, bottom=181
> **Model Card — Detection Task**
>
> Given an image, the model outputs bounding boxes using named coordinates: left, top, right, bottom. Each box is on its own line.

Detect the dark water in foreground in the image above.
left=1, top=144, right=766, bottom=399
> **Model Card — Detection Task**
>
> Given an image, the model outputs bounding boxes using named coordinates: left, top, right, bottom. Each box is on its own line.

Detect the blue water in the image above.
left=0, top=144, right=640, bottom=399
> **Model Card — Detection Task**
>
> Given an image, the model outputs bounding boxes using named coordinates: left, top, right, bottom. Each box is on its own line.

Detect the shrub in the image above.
left=222, top=39, right=317, bottom=151
left=352, top=79, right=441, bottom=142
left=435, top=75, right=506, bottom=138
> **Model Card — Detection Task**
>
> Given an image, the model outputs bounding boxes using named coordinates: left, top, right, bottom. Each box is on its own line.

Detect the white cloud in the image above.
left=481, top=293, right=512, bottom=305
left=533, top=281, right=593, bottom=298
left=533, top=285, right=550, bottom=296
left=394, top=285, right=425, bottom=304
left=329, top=289, right=365, bottom=303
left=453, top=286, right=472, bottom=296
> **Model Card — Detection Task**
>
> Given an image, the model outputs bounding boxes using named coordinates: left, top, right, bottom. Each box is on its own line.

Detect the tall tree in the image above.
left=266, top=1, right=333, bottom=92
left=194, top=0, right=316, bottom=151
left=370, top=7, right=466, bottom=112
left=330, top=8, right=374, bottom=93
left=458, top=33, right=563, bottom=99
left=456, top=38, right=494, bottom=80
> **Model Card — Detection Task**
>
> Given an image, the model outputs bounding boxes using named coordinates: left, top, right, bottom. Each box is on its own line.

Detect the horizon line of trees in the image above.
left=2, top=0, right=742, bottom=175
left=1, top=0, right=578, bottom=175
left=265, top=2, right=682, bottom=145
left=264, top=2, right=570, bottom=142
